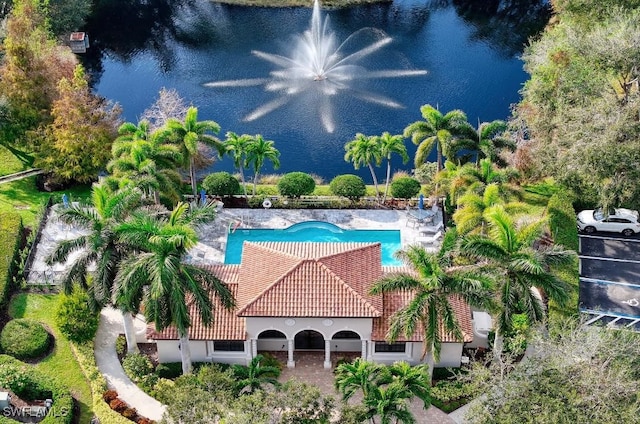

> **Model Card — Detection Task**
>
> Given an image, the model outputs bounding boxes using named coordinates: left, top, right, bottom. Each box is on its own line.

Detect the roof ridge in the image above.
left=244, top=241, right=302, bottom=261
left=316, top=261, right=382, bottom=316
left=236, top=257, right=303, bottom=315
left=316, top=242, right=381, bottom=260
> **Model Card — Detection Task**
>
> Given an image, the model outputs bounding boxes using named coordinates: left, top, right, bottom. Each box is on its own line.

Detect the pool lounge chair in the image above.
left=416, top=230, right=443, bottom=246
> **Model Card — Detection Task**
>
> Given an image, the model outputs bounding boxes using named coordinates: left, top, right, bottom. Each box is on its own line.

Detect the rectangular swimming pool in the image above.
left=225, top=221, right=402, bottom=266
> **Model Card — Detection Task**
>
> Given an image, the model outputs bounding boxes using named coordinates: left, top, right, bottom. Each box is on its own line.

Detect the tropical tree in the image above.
left=377, top=132, right=409, bottom=202
left=45, top=184, right=143, bottom=353
left=223, top=132, right=252, bottom=197
left=369, top=231, right=494, bottom=368
left=344, top=133, right=382, bottom=199
left=114, top=201, right=235, bottom=374
left=334, top=358, right=389, bottom=402
left=388, top=361, right=431, bottom=409
left=231, top=354, right=281, bottom=395
left=458, top=206, right=576, bottom=362
left=107, top=120, right=182, bottom=204
left=404, top=104, right=475, bottom=171
left=246, top=134, right=280, bottom=195
left=476, top=120, right=516, bottom=167
left=453, top=183, right=528, bottom=235
left=165, top=106, right=222, bottom=196
left=363, top=381, right=415, bottom=424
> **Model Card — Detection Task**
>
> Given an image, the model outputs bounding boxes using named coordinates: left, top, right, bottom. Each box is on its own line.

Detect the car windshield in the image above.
left=593, top=210, right=605, bottom=220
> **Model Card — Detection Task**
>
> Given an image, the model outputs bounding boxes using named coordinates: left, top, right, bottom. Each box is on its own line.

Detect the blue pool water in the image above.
left=225, top=221, right=402, bottom=266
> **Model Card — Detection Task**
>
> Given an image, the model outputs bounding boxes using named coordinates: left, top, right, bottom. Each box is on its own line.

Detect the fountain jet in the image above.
left=206, top=0, right=427, bottom=132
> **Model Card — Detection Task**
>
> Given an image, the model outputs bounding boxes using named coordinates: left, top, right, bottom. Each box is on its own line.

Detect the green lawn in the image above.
left=9, top=293, right=94, bottom=423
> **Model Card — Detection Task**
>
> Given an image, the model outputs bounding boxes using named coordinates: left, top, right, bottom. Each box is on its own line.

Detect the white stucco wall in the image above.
left=369, top=342, right=463, bottom=368
left=156, top=340, right=208, bottom=363
left=246, top=317, right=373, bottom=340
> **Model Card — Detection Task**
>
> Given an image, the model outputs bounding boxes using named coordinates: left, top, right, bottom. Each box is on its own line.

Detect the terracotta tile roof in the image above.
left=149, top=265, right=245, bottom=340
left=372, top=267, right=473, bottom=343
left=236, top=242, right=383, bottom=317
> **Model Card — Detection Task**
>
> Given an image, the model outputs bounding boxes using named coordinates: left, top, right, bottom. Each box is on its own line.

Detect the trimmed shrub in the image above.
left=329, top=174, right=366, bottom=200
left=390, top=177, right=421, bottom=199
left=103, top=390, right=119, bottom=402
left=0, top=213, right=22, bottom=309
left=277, top=172, right=316, bottom=197
left=0, top=355, right=73, bottom=423
left=110, top=398, right=128, bottom=413
left=0, top=319, right=51, bottom=360
left=155, top=362, right=183, bottom=379
left=202, top=172, right=240, bottom=196
left=55, top=289, right=99, bottom=343
left=122, top=353, right=154, bottom=383
left=547, top=191, right=579, bottom=251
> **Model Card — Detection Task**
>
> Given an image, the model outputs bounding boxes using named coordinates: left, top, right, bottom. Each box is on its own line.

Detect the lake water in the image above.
left=82, top=0, right=550, bottom=181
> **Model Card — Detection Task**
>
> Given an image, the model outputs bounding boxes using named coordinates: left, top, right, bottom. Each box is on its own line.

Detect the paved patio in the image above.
left=277, top=351, right=454, bottom=423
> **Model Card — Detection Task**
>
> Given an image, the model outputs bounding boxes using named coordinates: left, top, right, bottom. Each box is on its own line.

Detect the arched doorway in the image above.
left=295, top=330, right=324, bottom=350
left=332, top=330, right=362, bottom=360
left=256, top=329, right=288, bottom=364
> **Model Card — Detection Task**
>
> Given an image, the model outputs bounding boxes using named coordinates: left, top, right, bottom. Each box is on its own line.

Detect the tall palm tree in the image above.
left=458, top=206, right=576, bottom=359
left=404, top=104, right=475, bottom=171
left=45, top=184, right=143, bottom=353
left=377, top=132, right=409, bottom=202
left=476, top=120, right=516, bottom=167
left=165, top=107, right=222, bottom=196
left=114, top=202, right=235, bottom=374
left=223, top=131, right=252, bottom=197
left=453, top=183, right=528, bottom=235
left=364, top=381, right=415, bottom=424
left=369, top=231, right=494, bottom=367
left=231, top=354, right=281, bottom=395
left=344, top=133, right=382, bottom=199
left=334, top=358, right=389, bottom=402
left=388, top=361, right=431, bottom=409
left=246, top=134, right=280, bottom=195
left=108, top=121, right=183, bottom=204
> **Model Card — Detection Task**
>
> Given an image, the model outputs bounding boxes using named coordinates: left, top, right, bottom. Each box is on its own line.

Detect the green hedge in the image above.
left=0, top=212, right=22, bottom=308
left=0, top=319, right=51, bottom=360
left=72, top=342, right=135, bottom=424
left=547, top=191, right=578, bottom=251
left=0, top=355, right=73, bottom=424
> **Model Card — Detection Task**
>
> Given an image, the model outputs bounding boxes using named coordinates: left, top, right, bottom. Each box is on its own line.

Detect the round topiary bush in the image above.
left=202, top=172, right=241, bottom=196
left=278, top=172, right=316, bottom=197
left=329, top=174, right=366, bottom=200
left=0, top=319, right=51, bottom=360
left=55, top=289, right=99, bottom=343
left=122, top=353, right=154, bottom=383
left=390, top=176, right=422, bottom=199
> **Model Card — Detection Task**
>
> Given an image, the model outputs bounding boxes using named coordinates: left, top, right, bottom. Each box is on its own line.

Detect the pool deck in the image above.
left=187, top=207, right=443, bottom=265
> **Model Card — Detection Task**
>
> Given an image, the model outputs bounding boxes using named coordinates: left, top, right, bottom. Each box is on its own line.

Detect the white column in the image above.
left=323, top=339, right=332, bottom=369
left=251, top=339, right=257, bottom=357
left=287, top=339, right=295, bottom=368
left=361, top=340, right=368, bottom=360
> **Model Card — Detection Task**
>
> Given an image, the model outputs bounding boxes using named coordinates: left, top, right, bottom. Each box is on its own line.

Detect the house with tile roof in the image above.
left=148, top=241, right=474, bottom=369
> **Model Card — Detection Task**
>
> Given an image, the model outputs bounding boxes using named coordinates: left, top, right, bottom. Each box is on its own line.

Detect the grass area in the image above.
left=9, top=293, right=94, bottom=424
left=0, top=149, right=91, bottom=228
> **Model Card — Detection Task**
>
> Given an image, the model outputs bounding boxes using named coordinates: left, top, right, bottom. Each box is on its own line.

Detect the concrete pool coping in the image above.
left=188, top=208, right=443, bottom=265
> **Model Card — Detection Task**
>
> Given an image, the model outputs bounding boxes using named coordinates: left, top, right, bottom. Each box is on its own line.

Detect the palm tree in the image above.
left=344, top=133, right=382, bottom=199
left=334, top=358, right=389, bottom=402
left=45, top=184, right=143, bottom=353
left=165, top=106, right=222, bottom=196
left=364, top=381, right=415, bottom=424
left=377, top=132, right=409, bottom=202
left=369, top=231, right=493, bottom=369
left=231, top=354, right=281, bottom=395
left=107, top=121, right=183, bottom=204
left=223, top=132, right=252, bottom=197
left=114, top=202, right=235, bottom=374
left=404, top=104, right=475, bottom=171
left=388, top=361, right=431, bottom=409
left=476, top=120, right=516, bottom=167
left=453, top=183, right=528, bottom=235
left=458, top=206, right=576, bottom=360
left=246, top=134, right=280, bottom=195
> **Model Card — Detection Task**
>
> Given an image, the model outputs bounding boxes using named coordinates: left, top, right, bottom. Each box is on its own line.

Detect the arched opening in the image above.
left=258, top=330, right=286, bottom=339
left=256, top=329, right=288, bottom=359
left=332, top=330, right=362, bottom=360
left=295, top=330, right=325, bottom=350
